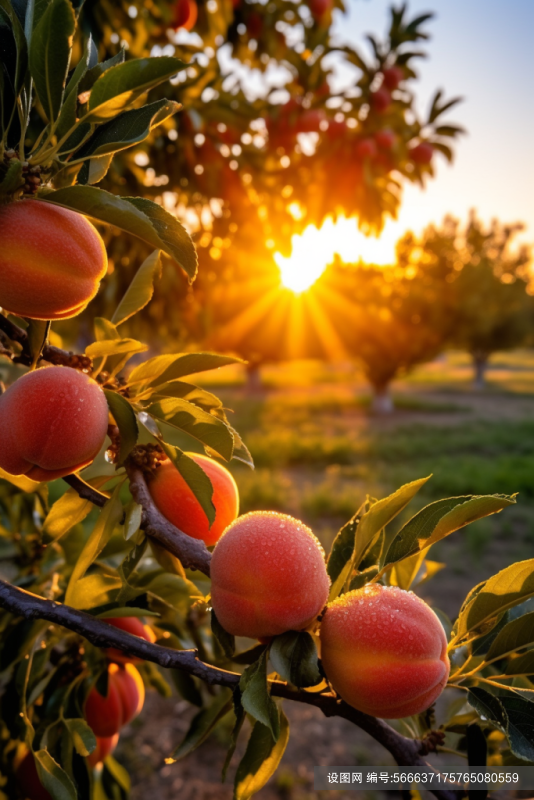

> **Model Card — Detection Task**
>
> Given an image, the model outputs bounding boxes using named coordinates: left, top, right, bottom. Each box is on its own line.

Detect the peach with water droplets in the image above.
left=210, top=511, right=330, bottom=639
left=320, top=584, right=449, bottom=718
left=0, top=366, right=109, bottom=482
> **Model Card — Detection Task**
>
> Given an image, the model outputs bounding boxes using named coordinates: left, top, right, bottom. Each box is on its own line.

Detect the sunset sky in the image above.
left=332, top=0, right=533, bottom=257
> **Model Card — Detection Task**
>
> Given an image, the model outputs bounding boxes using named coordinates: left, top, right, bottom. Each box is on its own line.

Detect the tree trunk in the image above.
left=245, top=362, right=263, bottom=393
left=371, top=384, right=394, bottom=414
left=472, top=353, right=488, bottom=390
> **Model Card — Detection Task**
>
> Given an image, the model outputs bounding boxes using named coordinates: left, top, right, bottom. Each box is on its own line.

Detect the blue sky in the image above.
left=334, top=0, right=534, bottom=244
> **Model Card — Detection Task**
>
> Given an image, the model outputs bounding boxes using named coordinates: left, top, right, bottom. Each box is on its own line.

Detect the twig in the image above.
left=0, top=313, right=92, bottom=370
left=62, top=475, right=109, bottom=507
left=126, top=465, right=212, bottom=576
left=0, top=578, right=460, bottom=800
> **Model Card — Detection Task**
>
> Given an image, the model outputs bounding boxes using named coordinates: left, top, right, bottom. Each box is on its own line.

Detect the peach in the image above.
left=148, top=454, right=239, bottom=547
left=355, top=138, right=377, bottom=159
left=171, top=0, right=197, bottom=30
left=309, top=0, right=332, bottom=22
left=320, top=584, right=450, bottom=719
left=0, top=199, right=107, bottom=320
left=382, top=66, right=404, bottom=90
left=87, top=734, right=119, bottom=767
left=210, top=511, right=330, bottom=639
left=410, top=142, right=434, bottom=164
left=0, top=366, right=109, bottom=482
left=85, top=663, right=145, bottom=737
left=375, top=128, right=396, bottom=149
left=103, top=616, right=155, bottom=664
left=16, top=752, right=52, bottom=800
left=370, top=88, right=391, bottom=113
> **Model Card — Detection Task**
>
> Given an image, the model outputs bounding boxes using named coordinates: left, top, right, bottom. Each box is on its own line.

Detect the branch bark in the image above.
left=0, top=578, right=459, bottom=800
left=0, top=313, right=92, bottom=369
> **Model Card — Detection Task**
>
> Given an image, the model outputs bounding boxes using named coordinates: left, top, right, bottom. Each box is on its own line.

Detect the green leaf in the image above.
left=43, top=488, right=93, bottom=540
left=29, top=0, right=75, bottom=122
left=85, top=338, right=147, bottom=358
left=269, top=631, right=321, bottom=688
left=384, top=494, right=515, bottom=567
left=64, top=717, right=97, bottom=757
left=357, top=476, right=430, bottom=568
left=327, top=508, right=363, bottom=584
left=77, top=99, right=180, bottom=159
left=500, top=696, right=534, bottom=761
left=34, top=749, right=77, bottom=800
left=142, top=571, right=202, bottom=614
left=79, top=153, right=113, bottom=185
left=26, top=319, right=50, bottom=368
left=160, top=444, right=215, bottom=527
left=486, top=613, right=534, bottom=662
left=102, top=755, right=130, bottom=793
left=0, top=0, right=28, bottom=98
left=111, top=249, right=162, bottom=326
left=171, top=669, right=203, bottom=707
left=56, top=36, right=92, bottom=139
left=65, top=482, right=124, bottom=607
left=128, top=353, right=240, bottom=389
left=468, top=687, right=507, bottom=731
left=85, top=56, right=186, bottom=122
left=212, top=609, right=235, bottom=658
left=149, top=397, right=234, bottom=461
left=240, top=651, right=280, bottom=741
left=78, top=48, right=126, bottom=95
left=68, top=572, right=122, bottom=610
left=41, top=186, right=197, bottom=279
left=0, top=158, right=24, bottom=194
left=222, top=693, right=245, bottom=782
left=234, top=711, right=290, bottom=800
left=504, top=651, right=534, bottom=676
left=104, top=390, right=138, bottom=465
left=172, top=690, right=233, bottom=759
left=457, top=560, right=534, bottom=642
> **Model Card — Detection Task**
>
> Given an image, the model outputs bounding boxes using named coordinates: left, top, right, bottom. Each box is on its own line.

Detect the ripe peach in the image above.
left=148, top=454, right=239, bottom=547
left=375, top=128, right=396, bottom=149
left=0, top=199, right=107, bottom=320
left=16, top=752, right=52, bottom=800
left=171, top=0, right=197, bottom=30
left=85, top=664, right=145, bottom=737
left=409, top=142, right=434, bottom=164
left=87, top=734, right=119, bottom=768
left=370, top=88, right=391, bottom=113
left=309, top=0, right=331, bottom=22
left=355, top=138, right=377, bottom=159
left=210, top=511, right=330, bottom=639
left=103, top=616, right=156, bottom=664
left=320, top=585, right=450, bottom=718
left=0, top=366, right=109, bottom=482
left=382, top=66, right=404, bottom=90
left=326, top=119, right=348, bottom=141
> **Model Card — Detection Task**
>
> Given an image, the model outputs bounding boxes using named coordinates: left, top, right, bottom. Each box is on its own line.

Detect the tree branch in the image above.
left=0, top=578, right=459, bottom=800
left=0, top=313, right=92, bottom=370
left=63, top=474, right=108, bottom=507
left=126, top=465, right=212, bottom=576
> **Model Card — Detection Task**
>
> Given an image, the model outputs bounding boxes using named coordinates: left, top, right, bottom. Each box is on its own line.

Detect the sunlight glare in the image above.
left=274, top=217, right=400, bottom=294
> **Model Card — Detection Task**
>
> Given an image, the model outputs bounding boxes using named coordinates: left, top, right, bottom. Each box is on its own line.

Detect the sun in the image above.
left=274, top=217, right=400, bottom=293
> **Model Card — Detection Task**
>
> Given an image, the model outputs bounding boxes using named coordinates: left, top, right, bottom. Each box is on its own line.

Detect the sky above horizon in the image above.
left=327, top=0, right=534, bottom=257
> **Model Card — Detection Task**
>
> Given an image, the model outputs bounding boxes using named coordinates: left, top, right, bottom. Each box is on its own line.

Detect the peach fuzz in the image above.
left=148, top=454, right=239, bottom=546
left=0, top=366, right=109, bottom=482
left=85, top=663, right=145, bottom=737
left=210, top=511, right=330, bottom=639
left=87, top=734, right=119, bottom=767
left=0, top=199, right=107, bottom=320
left=103, top=616, right=156, bottom=663
left=320, top=584, right=450, bottom=719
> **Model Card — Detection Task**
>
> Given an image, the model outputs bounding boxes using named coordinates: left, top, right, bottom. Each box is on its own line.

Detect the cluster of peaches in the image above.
left=0, top=199, right=449, bottom=794
left=267, top=65, right=434, bottom=167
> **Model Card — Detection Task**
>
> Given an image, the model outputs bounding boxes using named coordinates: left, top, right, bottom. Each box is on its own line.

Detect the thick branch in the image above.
left=0, top=313, right=92, bottom=369
left=126, top=465, right=212, bottom=576
left=0, top=579, right=459, bottom=800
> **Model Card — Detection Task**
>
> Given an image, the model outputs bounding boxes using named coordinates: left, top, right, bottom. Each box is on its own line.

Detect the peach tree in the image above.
left=1, top=2, right=534, bottom=800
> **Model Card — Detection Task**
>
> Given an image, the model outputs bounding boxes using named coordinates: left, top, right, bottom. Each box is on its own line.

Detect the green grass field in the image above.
left=205, top=351, right=534, bottom=618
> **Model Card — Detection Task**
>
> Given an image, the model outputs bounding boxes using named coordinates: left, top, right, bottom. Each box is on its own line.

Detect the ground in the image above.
left=112, top=352, right=534, bottom=797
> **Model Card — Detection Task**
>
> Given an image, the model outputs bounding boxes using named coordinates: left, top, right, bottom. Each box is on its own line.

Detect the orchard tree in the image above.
left=315, top=227, right=457, bottom=412
left=449, top=213, right=534, bottom=389
left=3, top=4, right=534, bottom=800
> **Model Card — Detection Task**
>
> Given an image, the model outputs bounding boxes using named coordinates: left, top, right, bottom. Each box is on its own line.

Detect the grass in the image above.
left=220, top=352, right=534, bottom=602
